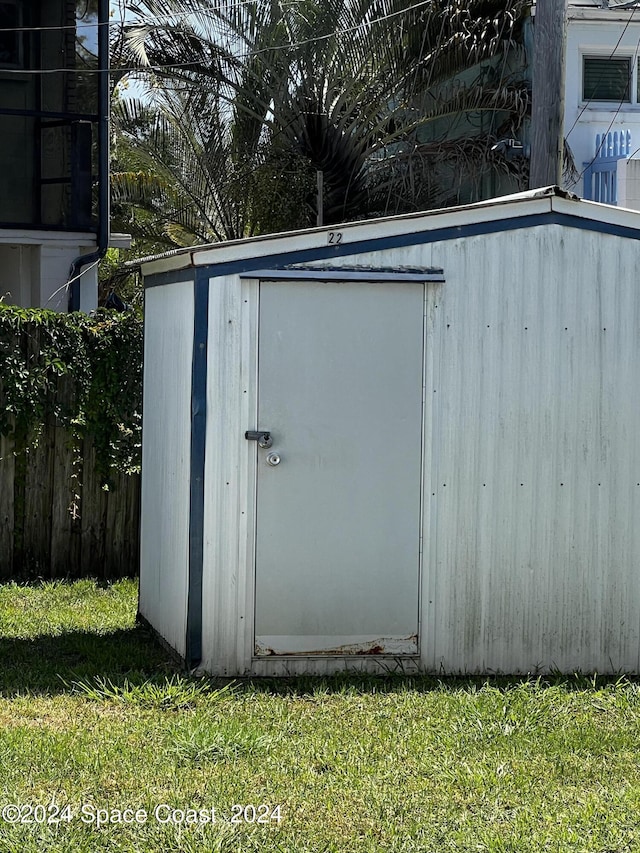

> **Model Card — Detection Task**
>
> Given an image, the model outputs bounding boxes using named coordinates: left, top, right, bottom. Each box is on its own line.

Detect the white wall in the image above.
left=616, top=156, right=640, bottom=208
left=0, top=244, right=38, bottom=305
left=565, top=7, right=640, bottom=196
left=40, top=242, right=98, bottom=312
left=428, top=225, right=640, bottom=673
left=139, top=280, right=194, bottom=658
left=0, top=230, right=98, bottom=311
left=199, top=274, right=257, bottom=676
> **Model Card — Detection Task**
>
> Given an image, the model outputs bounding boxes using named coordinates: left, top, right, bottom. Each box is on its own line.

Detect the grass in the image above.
left=1, top=580, right=640, bottom=851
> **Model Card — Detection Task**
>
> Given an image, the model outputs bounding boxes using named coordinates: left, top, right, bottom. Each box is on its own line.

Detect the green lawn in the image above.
left=1, top=580, right=640, bottom=852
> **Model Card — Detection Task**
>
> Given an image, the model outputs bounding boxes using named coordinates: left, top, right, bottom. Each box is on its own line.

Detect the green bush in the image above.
left=0, top=305, right=142, bottom=484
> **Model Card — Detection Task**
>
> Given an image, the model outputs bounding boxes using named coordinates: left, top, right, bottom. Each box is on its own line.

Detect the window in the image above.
left=0, top=1, right=22, bottom=68
left=583, top=56, right=631, bottom=102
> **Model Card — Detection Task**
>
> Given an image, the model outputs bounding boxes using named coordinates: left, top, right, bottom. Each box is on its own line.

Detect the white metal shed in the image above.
left=139, top=186, right=640, bottom=676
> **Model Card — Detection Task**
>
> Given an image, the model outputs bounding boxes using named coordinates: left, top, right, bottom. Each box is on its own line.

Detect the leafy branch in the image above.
left=0, top=305, right=142, bottom=486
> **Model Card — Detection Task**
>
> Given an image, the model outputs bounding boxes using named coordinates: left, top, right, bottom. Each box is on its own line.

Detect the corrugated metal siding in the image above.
left=298, top=225, right=640, bottom=673
left=430, top=227, right=640, bottom=673
left=139, top=281, right=194, bottom=658
left=200, top=275, right=254, bottom=676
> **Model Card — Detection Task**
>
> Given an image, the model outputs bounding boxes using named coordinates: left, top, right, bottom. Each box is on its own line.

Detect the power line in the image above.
left=0, top=0, right=313, bottom=33
left=0, top=20, right=105, bottom=32
left=565, top=1, right=640, bottom=143
left=203, top=0, right=434, bottom=59
left=0, top=0, right=436, bottom=75
left=570, top=28, right=640, bottom=189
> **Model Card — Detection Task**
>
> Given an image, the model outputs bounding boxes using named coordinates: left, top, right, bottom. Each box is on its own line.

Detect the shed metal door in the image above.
left=254, top=278, right=424, bottom=656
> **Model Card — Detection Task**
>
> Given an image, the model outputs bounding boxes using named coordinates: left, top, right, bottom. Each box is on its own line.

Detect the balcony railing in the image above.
left=583, top=130, right=632, bottom=205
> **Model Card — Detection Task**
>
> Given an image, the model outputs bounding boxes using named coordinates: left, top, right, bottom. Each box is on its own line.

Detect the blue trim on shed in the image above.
left=144, top=268, right=195, bottom=289
left=186, top=268, right=209, bottom=669
left=143, top=209, right=640, bottom=290
left=241, top=268, right=445, bottom=282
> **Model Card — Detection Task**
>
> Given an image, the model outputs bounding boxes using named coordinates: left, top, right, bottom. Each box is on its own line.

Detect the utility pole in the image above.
left=529, top=0, right=567, bottom=189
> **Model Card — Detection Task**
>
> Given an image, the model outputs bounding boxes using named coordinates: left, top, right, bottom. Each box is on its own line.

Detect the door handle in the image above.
left=245, top=430, right=273, bottom=449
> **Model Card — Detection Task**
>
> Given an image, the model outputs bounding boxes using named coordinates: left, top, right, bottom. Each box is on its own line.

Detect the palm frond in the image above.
left=113, top=0, right=531, bottom=244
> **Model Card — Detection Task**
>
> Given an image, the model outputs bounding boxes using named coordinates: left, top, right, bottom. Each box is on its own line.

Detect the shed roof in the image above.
left=141, top=186, right=640, bottom=283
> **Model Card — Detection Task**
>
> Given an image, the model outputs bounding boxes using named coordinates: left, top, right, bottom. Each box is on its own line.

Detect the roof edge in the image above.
left=138, top=188, right=574, bottom=274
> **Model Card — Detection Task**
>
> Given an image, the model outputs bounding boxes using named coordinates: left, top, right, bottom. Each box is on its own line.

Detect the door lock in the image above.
left=245, top=430, right=273, bottom=449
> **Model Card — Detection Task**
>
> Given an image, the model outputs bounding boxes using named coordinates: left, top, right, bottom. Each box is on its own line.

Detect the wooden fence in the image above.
left=0, top=426, right=140, bottom=580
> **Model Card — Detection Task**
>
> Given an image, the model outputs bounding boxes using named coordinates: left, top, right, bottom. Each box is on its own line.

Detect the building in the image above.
left=564, top=0, right=640, bottom=205
left=0, top=0, right=118, bottom=311
left=139, top=187, right=640, bottom=676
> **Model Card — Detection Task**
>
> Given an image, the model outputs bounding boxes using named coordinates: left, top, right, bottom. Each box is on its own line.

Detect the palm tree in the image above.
left=111, top=0, right=530, bottom=246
